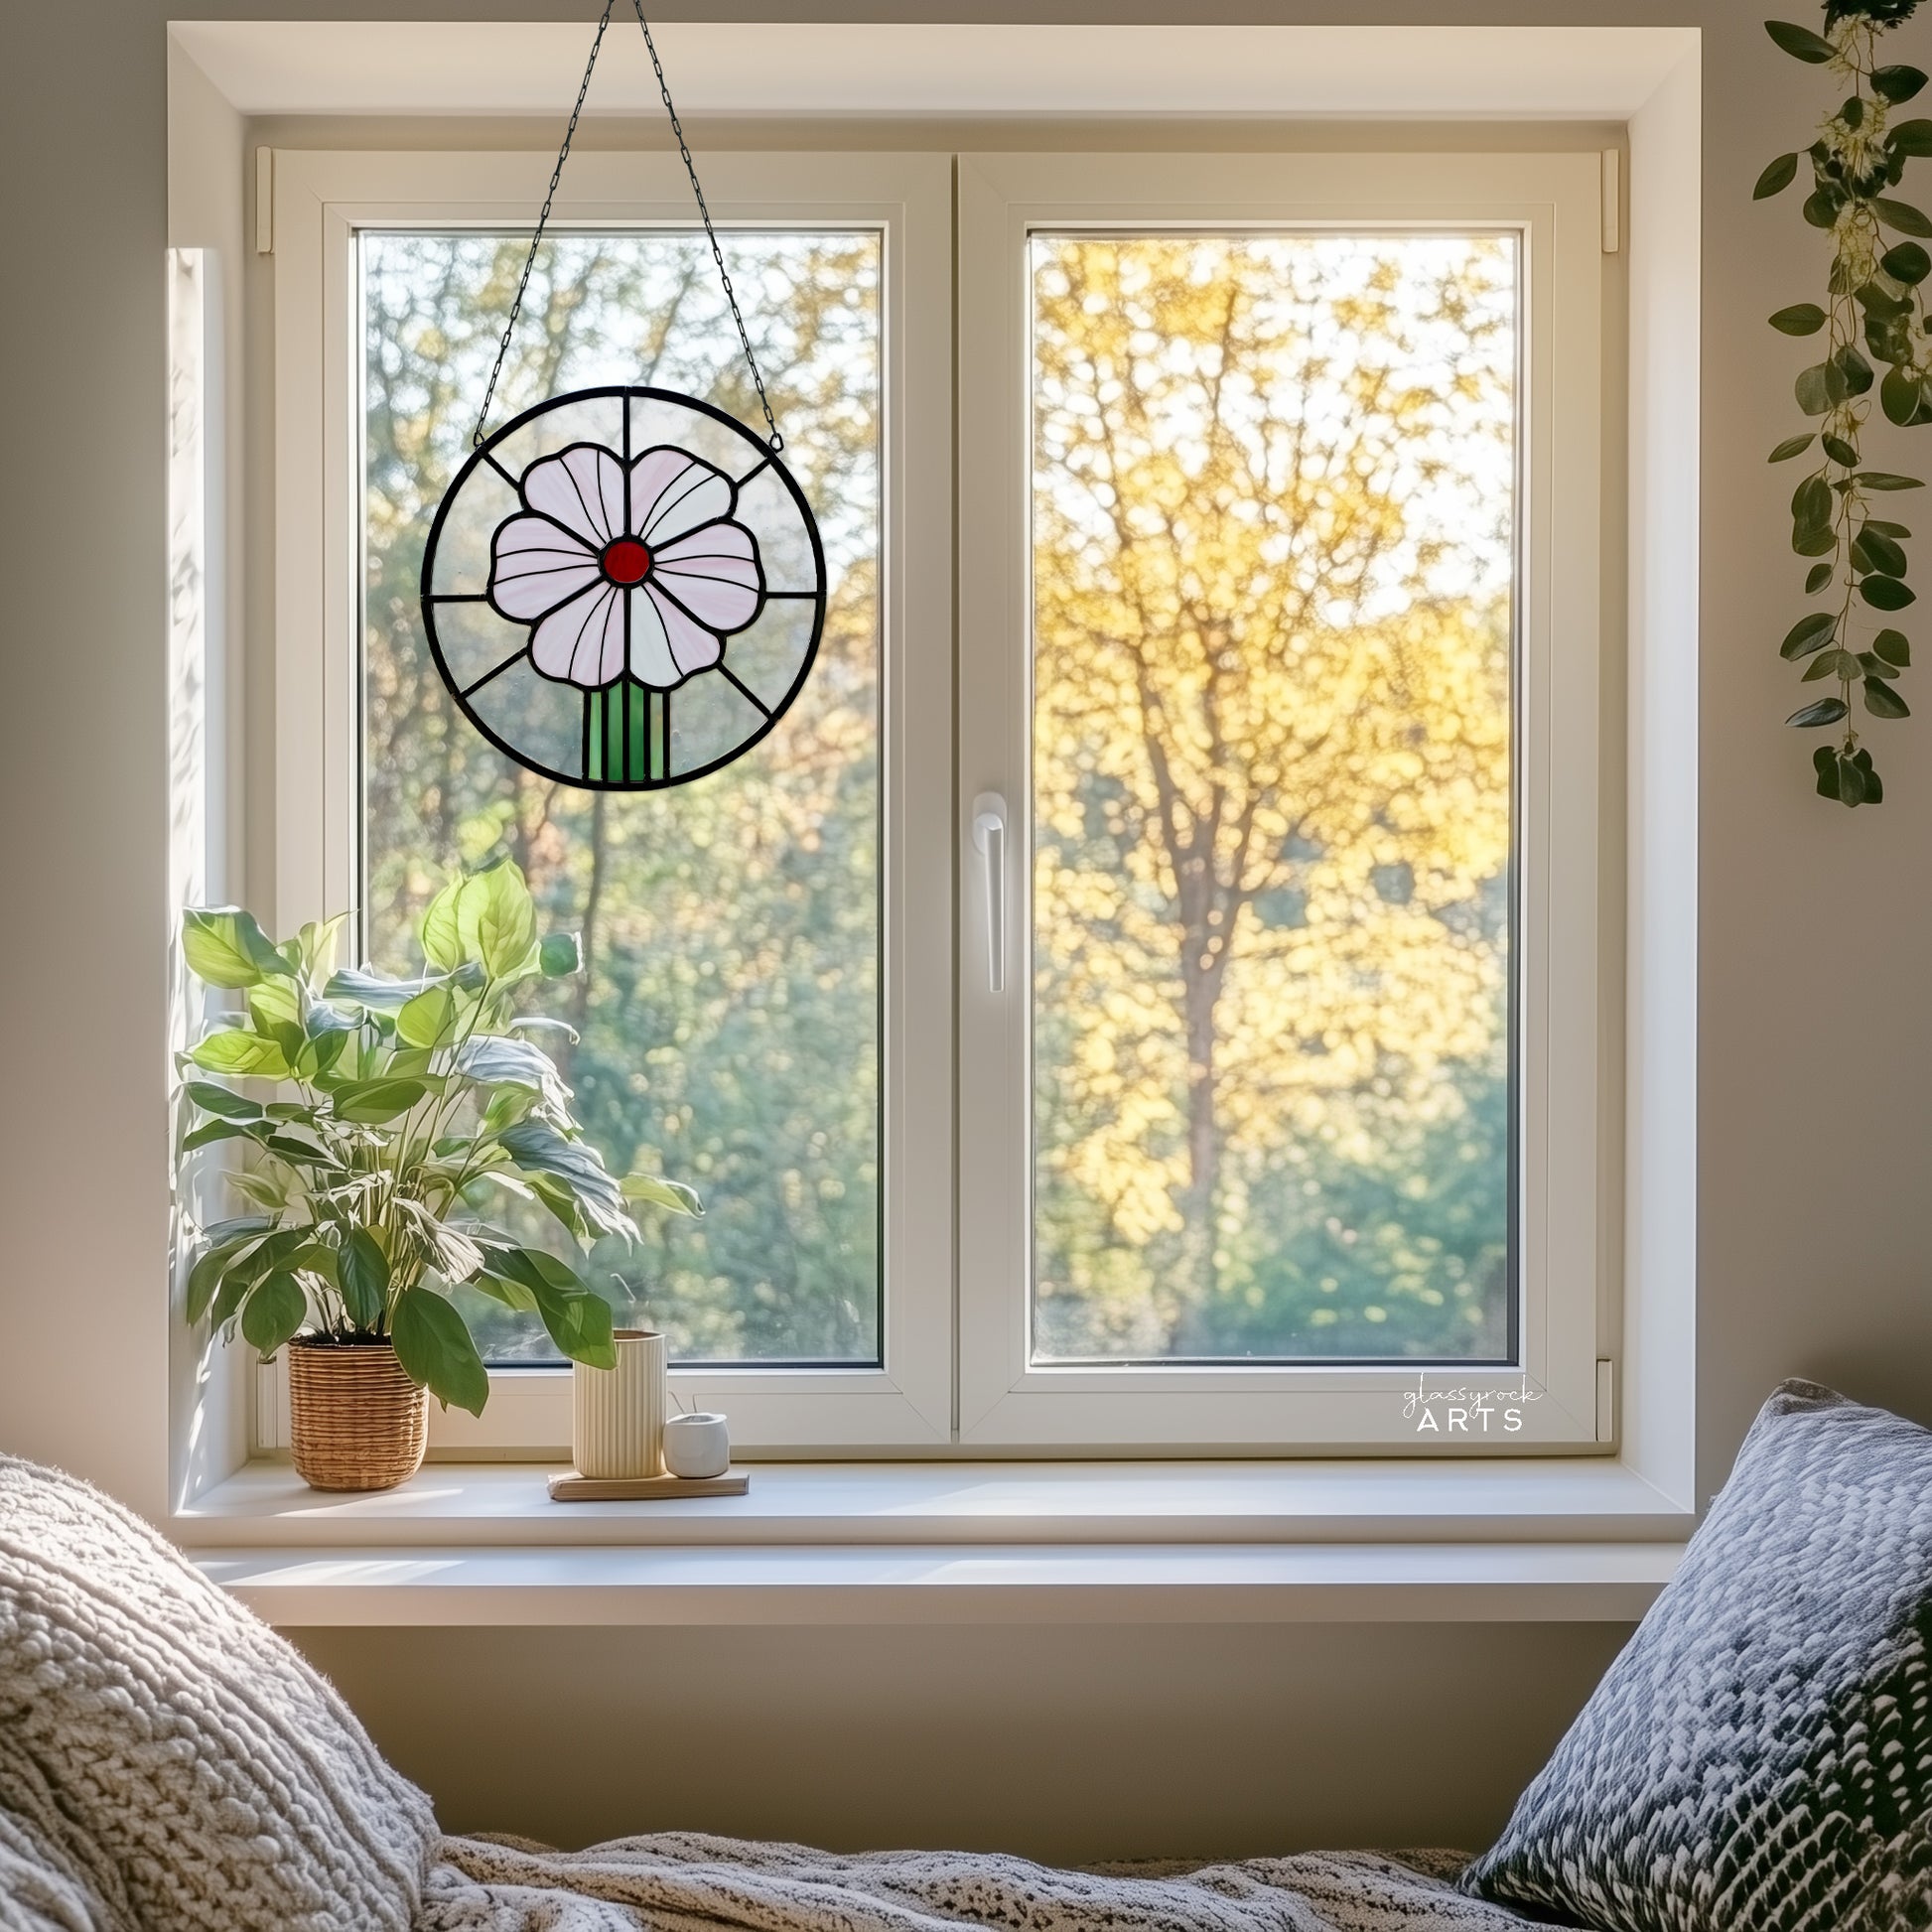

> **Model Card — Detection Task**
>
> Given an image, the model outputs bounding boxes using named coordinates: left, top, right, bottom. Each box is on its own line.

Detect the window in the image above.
left=956, top=154, right=1608, bottom=1449
left=272, top=144, right=1610, bottom=1453
left=361, top=226, right=885, bottom=1368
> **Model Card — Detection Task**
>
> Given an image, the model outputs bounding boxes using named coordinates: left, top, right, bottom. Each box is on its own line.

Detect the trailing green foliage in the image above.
left=1760, top=3, right=1928, bottom=805
left=176, top=857, right=701, bottom=1414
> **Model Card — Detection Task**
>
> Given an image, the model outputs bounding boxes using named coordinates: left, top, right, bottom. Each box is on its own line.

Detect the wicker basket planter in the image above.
left=287, top=1337, right=428, bottom=1491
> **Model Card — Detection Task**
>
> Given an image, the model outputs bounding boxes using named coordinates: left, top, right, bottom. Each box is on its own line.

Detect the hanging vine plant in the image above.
left=1758, top=1, right=1932, bottom=806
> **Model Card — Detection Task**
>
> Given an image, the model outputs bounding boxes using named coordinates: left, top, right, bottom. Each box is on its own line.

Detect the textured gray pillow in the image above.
left=0, top=1452, right=436, bottom=1930
left=1462, top=1379, right=1932, bottom=1932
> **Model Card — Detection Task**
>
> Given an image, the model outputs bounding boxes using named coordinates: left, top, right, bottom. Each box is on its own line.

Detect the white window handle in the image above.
left=971, top=791, right=1007, bottom=994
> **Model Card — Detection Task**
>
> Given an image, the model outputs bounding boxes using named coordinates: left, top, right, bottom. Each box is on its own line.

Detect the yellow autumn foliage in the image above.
left=1031, top=233, right=1515, bottom=1325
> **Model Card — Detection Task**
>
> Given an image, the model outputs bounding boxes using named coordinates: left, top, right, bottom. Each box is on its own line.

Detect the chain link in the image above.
left=627, top=3, right=782, bottom=451
left=472, top=2, right=784, bottom=454
left=472, top=0, right=616, bottom=448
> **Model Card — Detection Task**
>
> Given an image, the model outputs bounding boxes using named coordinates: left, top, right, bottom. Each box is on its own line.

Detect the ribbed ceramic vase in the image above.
left=573, top=1328, right=667, bottom=1478
left=287, top=1338, right=428, bottom=1491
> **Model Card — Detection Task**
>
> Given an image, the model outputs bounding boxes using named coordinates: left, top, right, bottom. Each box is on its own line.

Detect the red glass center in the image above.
left=601, top=537, right=652, bottom=586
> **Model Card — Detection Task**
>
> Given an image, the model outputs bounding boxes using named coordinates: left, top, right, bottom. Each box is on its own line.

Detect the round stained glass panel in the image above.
left=420, top=385, right=826, bottom=790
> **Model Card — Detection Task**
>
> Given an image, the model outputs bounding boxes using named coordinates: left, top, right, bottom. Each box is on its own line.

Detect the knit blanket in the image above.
left=0, top=1449, right=1565, bottom=1931
left=420, top=1833, right=1563, bottom=1932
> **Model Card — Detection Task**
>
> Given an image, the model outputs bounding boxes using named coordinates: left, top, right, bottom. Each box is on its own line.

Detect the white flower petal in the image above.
left=523, top=446, right=625, bottom=546
left=630, top=586, right=723, bottom=687
left=489, top=515, right=602, bottom=620
left=530, top=583, right=623, bottom=688
left=650, top=521, right=761, bottom=631
left=629, top=448, right=735, bottom=545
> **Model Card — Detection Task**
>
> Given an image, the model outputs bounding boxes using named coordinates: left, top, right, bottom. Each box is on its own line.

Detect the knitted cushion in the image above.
left=0, top=1452, right=435, bottom=1930
left=1462, top=1379, right=1932, bottom=1932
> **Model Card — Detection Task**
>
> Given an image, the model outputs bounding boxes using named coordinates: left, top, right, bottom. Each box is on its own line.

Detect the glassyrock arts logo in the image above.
left=1401, top=1375, right=1543, bottom=1436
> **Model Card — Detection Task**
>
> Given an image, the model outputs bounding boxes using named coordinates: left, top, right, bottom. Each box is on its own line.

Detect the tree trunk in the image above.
left=557, top=790, right=607, bottom=1086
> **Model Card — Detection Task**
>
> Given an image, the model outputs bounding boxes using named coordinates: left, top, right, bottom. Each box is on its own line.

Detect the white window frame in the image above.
left=269, top=147, right=955, bottom=1452
left=270, top=142, right=1617, bottom=1459
left=955, top=152, right=1612, bottom=1451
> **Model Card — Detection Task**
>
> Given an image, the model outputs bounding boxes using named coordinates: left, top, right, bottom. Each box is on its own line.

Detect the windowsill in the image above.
left=181, top=1456, right=1690, bottom=1625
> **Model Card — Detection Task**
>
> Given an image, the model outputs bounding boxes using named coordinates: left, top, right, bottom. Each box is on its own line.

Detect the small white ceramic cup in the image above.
left=662, top=1411, right=731, bottom=1479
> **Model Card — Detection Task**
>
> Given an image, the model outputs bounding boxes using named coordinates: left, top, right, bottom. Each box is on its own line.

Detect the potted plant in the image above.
left=176, top=854, right=701, bottom=1491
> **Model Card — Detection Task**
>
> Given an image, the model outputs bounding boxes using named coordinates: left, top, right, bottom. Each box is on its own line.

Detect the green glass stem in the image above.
left=585, top=678, right=669, bottom=784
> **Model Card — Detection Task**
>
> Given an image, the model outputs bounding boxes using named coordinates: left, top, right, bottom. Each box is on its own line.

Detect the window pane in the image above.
left=362, top=230, right=881, bottom=1364
left=1030, top=232, right=1515, bottom=1364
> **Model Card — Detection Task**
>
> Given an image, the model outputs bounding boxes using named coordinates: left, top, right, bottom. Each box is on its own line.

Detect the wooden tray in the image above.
left=548, top=1468, right=750, bottom=1501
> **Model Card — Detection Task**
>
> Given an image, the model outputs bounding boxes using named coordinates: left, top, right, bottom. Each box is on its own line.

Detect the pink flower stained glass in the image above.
left=421, top=387, right=825, bottom=790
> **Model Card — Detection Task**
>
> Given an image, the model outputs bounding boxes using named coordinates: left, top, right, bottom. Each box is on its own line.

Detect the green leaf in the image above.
left=211, top=1228, right=306, bottom=1330
left=1875, top=64, right=1930, bottom=104
left=1787, top=697, right=1850, bottom=727
left=477, top=1247, right=617, bottom=1368
left=240, top=1270, right=308, bottom=1356
left=1795, top=362, right=1838, bottom=416
left=1804, top=186, right=1845, bottom=230
left=536, top=1282, right=617, bottom=1369
left=1806, top=562, right=1836, bottom=594
left=182, top=1119, right=260, bottom=1153
left=1854, top=748, right=1883, bottom=803
left=182, top=907, right=291, bottom=989
left=1769, top=303, right=1828, bottom=336
left=331, top=1077, right=429, bottom=1124
left=1795, top=524, right=1840, bottom=558
left=508, top=1015, right=581, bottom=1045
left=1823, top=433, right=1862, bottom=467
left=201, top=1213, right=277, bottom=1247
left=1863, top=574, right=1917, bottom=610
left=293, top=1029, right=348, bottom=1082
left=186, top=1230, right=268, bottom=1325
left=397, top=985, right=457, bottom=1049
left=620, top=1172, right=706, bottom=1218
left=1874, top=627, right=1912, bottom=666
left=1881, top=366, right=1923, bottom=425
left=454, top=1035, right=568, bottom=1104
left=1770, top=433, right=1818, bottom=463
left=1858, top=472, right=1926, bottom=490
left=1765, top=19, right=1836, bottom=62
left=287, top=913, right=347, bottom=979
left=284, top=1241, right=341, bottom=1287
left=1754, top=152, right=1801, bottom=199
left=324, top=967, right=431, bottom=1012
left=538, top=931, right=582, bottom=979
left=420, top=878, right=466, bottom=972
left=186, top=1081, right=262, bottom=1122
left=305, top=1001, right=357, bottom=1040
left=1863, top=529, right=1909, bottom=577
left=1867, top=519, right=1912, bottom=538
left=1861, top=650, right=1901, bottom=679
left=1792, top=476, right=1834, bottom=531
left=1835, top=344, right=1876, bottom=395
left=1866, top=675, right=1912, bottom=718
left=1814, top=743, right=1843, bottom=800
left=458, top=857, right=539, bottom=979
left=390, top=1287, right=489, bottom=1416
left=340, top=1228, right=390, bottom=1329
left=1876, top=198, right=1932, bottom=238
left=1803, top=650, right=1848, bottom=680
left=1891, top=120, right=1932, bottom=160
left=496, top=1120, right=631, bottom=1236
left=189, top=1028, right=291, bottom=1079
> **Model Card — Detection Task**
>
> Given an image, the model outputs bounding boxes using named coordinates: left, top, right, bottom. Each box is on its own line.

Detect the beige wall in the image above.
left=291, top=1620, right=1633, bottom=1856
left=4, top=0, right=1929, bottom=1856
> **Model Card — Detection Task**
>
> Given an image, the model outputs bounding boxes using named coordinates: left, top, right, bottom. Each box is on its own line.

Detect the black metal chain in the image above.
left=471, top=3, right=783, bottom=453
left=629, top=1, right=782, bottom=451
